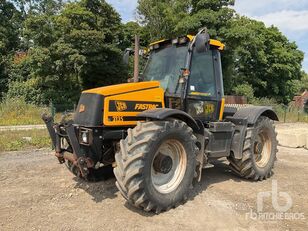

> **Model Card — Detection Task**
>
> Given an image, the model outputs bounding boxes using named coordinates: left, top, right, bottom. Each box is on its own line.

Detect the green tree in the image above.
left=137, top=0, right=191, bottom=40
left=223, top=16, right=304, bottom=103
left=119, top=21, right=149, bottom=49
left=176, top=0, right=235, bottom=37
left=11, top=0, right=63, bottom=18
left=137, top=0, right=235, bottom=40
left=7, top=44, right=84, bottom=105
left=8, top=0, right=127, bottom=105
left=56, top=0, right=127, bottom=89
left=296, top=72, right=308, bottom=93
left=0, top=0, right=22, bottom=97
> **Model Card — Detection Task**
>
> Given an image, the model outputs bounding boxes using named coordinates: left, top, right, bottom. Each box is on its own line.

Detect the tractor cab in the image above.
left=142, top=33, right=225, bottom=122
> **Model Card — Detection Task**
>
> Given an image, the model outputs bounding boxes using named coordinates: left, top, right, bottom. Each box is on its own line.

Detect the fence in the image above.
left=272, top=104, right=308, bottom=123
left=48, top=102, right=76, bottom=122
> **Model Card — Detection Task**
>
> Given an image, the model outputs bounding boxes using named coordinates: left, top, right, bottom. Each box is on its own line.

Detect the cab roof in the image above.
left=149, top=35, right=225, bottom=51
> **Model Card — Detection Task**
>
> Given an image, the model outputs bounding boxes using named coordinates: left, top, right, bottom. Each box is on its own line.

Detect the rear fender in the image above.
left=227, top=106, right=278, bottom=159
left=232, top=106, right=279, bottom=125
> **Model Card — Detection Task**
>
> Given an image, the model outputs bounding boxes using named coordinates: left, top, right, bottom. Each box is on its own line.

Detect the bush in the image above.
left=250, top=97, right=278, bottom=106
left=6, top=78, right=45, bottom=105
left=233, top=83, right=254, bottom=102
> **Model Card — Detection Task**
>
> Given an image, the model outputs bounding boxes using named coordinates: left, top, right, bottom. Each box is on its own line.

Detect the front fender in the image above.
left=137, top=108, right=200, bottom=132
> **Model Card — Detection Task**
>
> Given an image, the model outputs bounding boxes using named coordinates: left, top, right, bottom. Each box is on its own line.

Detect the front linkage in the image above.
left=42, top=113, right=95, bottom=178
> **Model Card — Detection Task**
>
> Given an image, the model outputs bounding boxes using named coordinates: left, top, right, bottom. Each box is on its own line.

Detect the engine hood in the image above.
left=83, top=81, right=161, bottom=96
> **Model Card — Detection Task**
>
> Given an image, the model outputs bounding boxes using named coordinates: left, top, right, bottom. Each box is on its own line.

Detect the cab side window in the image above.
left=189, top=50, right=216, bottom=97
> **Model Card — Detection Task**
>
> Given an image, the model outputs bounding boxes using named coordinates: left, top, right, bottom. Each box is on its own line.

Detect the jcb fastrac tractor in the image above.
left=43, top=28, right=278, bottom=213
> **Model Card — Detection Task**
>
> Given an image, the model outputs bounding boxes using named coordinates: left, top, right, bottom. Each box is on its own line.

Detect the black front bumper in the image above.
left=42, top=113, right=92, bottom=176
left=42, top=113, right=127, bottom=177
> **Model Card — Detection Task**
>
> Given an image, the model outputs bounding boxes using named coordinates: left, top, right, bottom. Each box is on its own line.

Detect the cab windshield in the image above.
left=143, top=45, right=188, bottom=94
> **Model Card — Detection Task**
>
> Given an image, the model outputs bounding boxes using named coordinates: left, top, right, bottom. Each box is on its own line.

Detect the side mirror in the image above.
left=194, top=30, right=210, bottom=53
left=123, top=48, right=133, bottom=65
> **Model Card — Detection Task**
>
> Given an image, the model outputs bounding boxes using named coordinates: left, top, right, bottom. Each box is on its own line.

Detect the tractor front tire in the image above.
left=228, top=116, right=278, bottom=181
left=65, top=160, right=113, bottom=182
left=114, top=120, right=197, bottom=213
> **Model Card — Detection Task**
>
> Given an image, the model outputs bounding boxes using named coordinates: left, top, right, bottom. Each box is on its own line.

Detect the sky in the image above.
left=105, top=0, right=308, bottom=72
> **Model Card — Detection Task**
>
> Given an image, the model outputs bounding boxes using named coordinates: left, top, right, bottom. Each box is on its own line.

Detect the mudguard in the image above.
left=137, top=108, right=200, bottom=132
left=227, top=106, right=278, bottom=159
left=232, top=106, right=279, bottom=125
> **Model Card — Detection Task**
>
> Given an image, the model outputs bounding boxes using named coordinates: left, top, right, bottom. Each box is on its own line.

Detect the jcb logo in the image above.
left=135, top=103, right=159, bottom=110
left=79, top=104, right=85, bottom=113
left=205, top=104, right=215, bottom=114
left=115, top=101, right=127, bottom=112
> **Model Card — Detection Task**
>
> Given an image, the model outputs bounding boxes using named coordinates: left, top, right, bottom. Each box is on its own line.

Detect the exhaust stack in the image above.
left=133, top=34, right=139, bottom=82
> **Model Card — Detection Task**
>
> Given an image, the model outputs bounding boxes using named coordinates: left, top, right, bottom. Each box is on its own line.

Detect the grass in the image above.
left=0, top=98, right=65, bottom=126
left=0, top=129, right=51, bottom=152
left=251, top=98, right=308, bottom=123
left=0, top=98, right=48, bottom=126
left=276, top=111, right=308, bottom=123
left=273, top=106, right=308, bottom=123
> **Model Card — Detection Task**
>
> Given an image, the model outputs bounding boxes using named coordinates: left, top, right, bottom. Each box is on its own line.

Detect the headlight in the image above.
left=79, top=128, right=93, bottom=145
left=81, top=131, right=88, bottom=143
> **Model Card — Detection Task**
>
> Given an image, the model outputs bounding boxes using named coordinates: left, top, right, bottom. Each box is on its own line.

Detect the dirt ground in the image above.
left=1, top=125, right=308, bottom=230
left=0, top=148, right=307, bottom=230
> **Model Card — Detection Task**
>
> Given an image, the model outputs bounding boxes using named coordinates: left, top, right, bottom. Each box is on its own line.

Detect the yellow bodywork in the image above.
left=84, top=81, right=160, bottom=96
left=209, top=39, right=225, bottom=50
left=219, top=97, right=225, bottom=121
left=149, top=35, right=225, bottom=50
left=83, top=81, right=165, bottom=126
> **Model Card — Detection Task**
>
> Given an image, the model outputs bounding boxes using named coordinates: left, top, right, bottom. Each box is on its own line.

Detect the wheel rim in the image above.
left=151, top=139, right=187, bottom=194
left=254, top=128, right=272, bottom=168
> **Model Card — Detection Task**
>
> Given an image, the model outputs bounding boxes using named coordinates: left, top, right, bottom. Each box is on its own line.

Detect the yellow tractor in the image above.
left=42, top=28, right=278, bottom=213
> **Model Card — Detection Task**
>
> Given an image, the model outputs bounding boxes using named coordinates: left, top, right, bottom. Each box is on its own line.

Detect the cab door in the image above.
left=186, top=49, right=224, bottom=122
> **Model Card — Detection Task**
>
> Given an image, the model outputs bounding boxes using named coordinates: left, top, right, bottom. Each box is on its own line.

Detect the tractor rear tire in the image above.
left=114, top=120, right=198, bottom=213
left=228, top=116, right=278, bottom=181
left=65, top=160, right=113, bottom=182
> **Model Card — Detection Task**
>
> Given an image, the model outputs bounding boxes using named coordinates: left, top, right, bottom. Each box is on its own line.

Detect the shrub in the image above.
left=233, top=83, right=254, bottom=102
